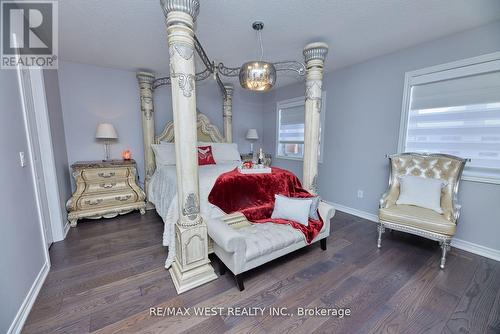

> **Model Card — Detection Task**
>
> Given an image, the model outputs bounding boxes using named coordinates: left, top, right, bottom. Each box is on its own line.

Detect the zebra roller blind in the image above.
left=276, top=95, right=325, bottom=160
left=402, top=59, right=500, bottom=182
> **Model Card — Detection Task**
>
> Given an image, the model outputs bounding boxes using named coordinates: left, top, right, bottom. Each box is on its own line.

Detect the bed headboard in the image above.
left=155, top=111, right=225, bottom=144
left=137, top=71, right=233, bottom=201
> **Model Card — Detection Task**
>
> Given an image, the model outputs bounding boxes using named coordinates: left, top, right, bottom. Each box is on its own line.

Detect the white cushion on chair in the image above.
left=396, top=175, right=444, bottom=213
left=271, top=194, right=312, bottom=226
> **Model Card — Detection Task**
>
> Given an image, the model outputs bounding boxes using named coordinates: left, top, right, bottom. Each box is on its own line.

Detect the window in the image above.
left=399, top=52, right=500, bottom=184
left=276, top=94, right=326, bottom=161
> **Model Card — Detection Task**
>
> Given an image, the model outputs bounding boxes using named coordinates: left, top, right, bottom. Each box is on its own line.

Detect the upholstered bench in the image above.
left=207, top=201, right=335, bottom=290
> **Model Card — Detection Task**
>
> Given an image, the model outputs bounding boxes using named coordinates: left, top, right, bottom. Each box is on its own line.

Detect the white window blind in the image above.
left=401, top=55, right=500, bottom=183
left=278, top=103, right=305, bottom=159
left=279, top=104, right=305, bottom=144
left=276, top=94, right=326, bottom=160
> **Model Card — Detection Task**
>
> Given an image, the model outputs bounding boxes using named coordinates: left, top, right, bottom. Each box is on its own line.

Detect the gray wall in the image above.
left=55, top=22, right=500, bottom=251
left=263, top=21, right=500, bottom=251
left=0, top=71, right=47, bottom=332
left=58, top=61, right=264, bottom=189
left=43, top=69, right=72, bottom=237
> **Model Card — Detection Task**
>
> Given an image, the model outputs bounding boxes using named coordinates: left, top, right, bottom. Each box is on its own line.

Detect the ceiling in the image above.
left=59, top=0, right=500, bottom=86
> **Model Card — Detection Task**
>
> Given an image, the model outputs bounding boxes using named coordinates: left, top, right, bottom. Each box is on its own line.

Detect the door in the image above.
left=16, top=67, right=53, bottom=247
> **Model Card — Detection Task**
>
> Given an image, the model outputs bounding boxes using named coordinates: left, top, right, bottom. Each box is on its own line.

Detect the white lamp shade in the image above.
left=246, top=128, right=259, bottom=140
left=95, top=123, right=118, bottom=139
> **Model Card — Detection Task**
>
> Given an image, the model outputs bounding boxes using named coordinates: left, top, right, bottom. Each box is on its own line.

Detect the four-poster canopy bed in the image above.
left=137, top=0, right=333, bottom=294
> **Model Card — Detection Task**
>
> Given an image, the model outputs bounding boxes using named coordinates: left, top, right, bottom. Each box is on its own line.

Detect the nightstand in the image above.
left=66, top=159, right=146, bottom=227
left=240, top=153, right=272, bottom=166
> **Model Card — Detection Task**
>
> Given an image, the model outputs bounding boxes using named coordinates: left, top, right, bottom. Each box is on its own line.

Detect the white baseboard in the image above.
left=63, top=221, right=70, bottom=239
left=451, top=238, right=500, bottom=262
left=327, top=201, right=500, bottom=262
left=326, top=201, right=378, bottom=223
left=8, top=261, right=50, bottom=334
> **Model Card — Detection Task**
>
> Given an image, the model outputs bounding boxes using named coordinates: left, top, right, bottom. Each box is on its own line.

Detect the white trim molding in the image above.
left=451, top=238, right=500, bottom=262
left=326, top=201, right=378, bottom=223
left=33, top=70, right=67, bottom=241
left=7, top=262, right=50, bottom=334
left=63, top=221, right=71, bottom=238
left=327, top=201, right=500, bottom=262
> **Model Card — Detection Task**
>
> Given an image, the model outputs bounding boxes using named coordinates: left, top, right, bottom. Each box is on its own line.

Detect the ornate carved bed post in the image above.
left=161, top=0, right=217, bottom=294
left=136, top=71, right=156, bottom=206
left=223, top=84, right=234, bottom=143
left=302, top=42, right=328, bottom=194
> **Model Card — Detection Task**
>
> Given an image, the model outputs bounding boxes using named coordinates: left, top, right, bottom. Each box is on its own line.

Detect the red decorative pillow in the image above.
left=198, top=146, right=216, bottom=165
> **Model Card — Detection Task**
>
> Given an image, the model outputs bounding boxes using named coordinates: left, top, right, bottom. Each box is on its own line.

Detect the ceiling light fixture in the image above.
left=155, top=22, right=306, bottom=97
left=239, top=21, right=276, bottom=92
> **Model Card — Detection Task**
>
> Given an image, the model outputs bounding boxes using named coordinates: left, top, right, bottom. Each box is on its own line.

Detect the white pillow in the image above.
left=396, top=175, right=444, bottom=214
left=271, top=194, right=312, bottom=226
left=151, top=143, right=176, bottom=165
left=199, top=142, right=241, bottom=163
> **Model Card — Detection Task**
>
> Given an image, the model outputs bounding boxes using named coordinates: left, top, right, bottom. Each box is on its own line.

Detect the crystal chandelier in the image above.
left=155, top=22, right=306, bottom=98
left=239, top=22, right=276, bottom=91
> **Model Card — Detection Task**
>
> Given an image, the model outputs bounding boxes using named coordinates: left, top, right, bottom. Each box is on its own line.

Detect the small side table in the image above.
left=66, top=159, right=146, bottom=227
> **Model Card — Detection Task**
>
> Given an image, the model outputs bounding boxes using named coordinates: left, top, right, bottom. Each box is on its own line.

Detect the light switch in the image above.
left=19, top=151, right=26, bottom=167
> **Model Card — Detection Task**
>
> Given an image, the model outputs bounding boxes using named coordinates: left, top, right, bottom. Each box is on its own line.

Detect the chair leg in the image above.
left=377, top=223, right=385, bottom=249
left=439, top=240, right=451, bottom=269
left=235, top=274, right=244, bottom=291
left=320, top=238, right=327, bottom=251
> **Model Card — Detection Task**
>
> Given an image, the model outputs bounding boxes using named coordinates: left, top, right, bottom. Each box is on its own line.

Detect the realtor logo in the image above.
left=1, top=0, right=58, bottom=69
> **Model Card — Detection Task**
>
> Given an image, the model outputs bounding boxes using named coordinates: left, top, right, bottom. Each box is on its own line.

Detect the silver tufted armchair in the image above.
left=378, top=153, right=466, bottom=269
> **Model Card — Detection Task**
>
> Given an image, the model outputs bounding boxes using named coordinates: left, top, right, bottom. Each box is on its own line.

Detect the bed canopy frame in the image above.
left=137, top=0, right=328, bottom=294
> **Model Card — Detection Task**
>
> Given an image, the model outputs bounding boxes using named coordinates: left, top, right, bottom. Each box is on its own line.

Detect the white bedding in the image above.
left=148, top=162, right=241, bottom=247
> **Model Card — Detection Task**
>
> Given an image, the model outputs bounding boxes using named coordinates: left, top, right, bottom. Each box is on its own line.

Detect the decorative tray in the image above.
left=238, top=167, right=272, bottom=174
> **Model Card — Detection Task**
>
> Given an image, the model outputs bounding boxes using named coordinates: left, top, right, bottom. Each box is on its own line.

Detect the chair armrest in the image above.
left=380, top=183, right=400, bottom=209
left=451, top=195, right=461, bottom=223
left=206, top=218, right=246, bottom=254
left=379, top=190, right=391, bottom=209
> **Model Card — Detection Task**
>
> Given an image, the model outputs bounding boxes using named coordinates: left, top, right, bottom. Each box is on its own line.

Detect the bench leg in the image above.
left=320, top=238, right=327, bottom=251
left=235, top=274, right=245, bottom=291
left=219, top=261, right=226, bottom=276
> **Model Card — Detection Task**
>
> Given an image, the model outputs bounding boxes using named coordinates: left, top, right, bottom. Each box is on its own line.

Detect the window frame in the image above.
left=275, top=92, right=326, bottom=162
left=398, top=51, right=500, bottom=185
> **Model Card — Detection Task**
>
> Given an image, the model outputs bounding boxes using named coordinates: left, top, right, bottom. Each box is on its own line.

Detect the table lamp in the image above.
left=96, top=123, right=118, bottom=161
left=245, top=128, right=259, bottom=154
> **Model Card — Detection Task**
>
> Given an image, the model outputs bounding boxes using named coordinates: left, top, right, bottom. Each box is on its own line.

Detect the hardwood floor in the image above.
left=24, top=211, right=500, bottom=334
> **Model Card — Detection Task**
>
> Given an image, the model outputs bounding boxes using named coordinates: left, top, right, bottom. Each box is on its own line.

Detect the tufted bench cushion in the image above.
left=239, top=223, right=304, bottom=261
left=207, top=201, right=335, bottom=291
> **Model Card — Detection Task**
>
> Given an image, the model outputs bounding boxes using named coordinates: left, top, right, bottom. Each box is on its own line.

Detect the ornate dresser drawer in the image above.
left=77, top=191, right=138, bottom=210
left=82, top=168, right=129, bottom=181
left=85, top=179, right=129, bottom=193
left=67, top=159, right=146, bottom=227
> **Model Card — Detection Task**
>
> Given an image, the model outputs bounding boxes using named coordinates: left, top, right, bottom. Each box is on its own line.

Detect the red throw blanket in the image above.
left=208, top=167, right=323, bottom=243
